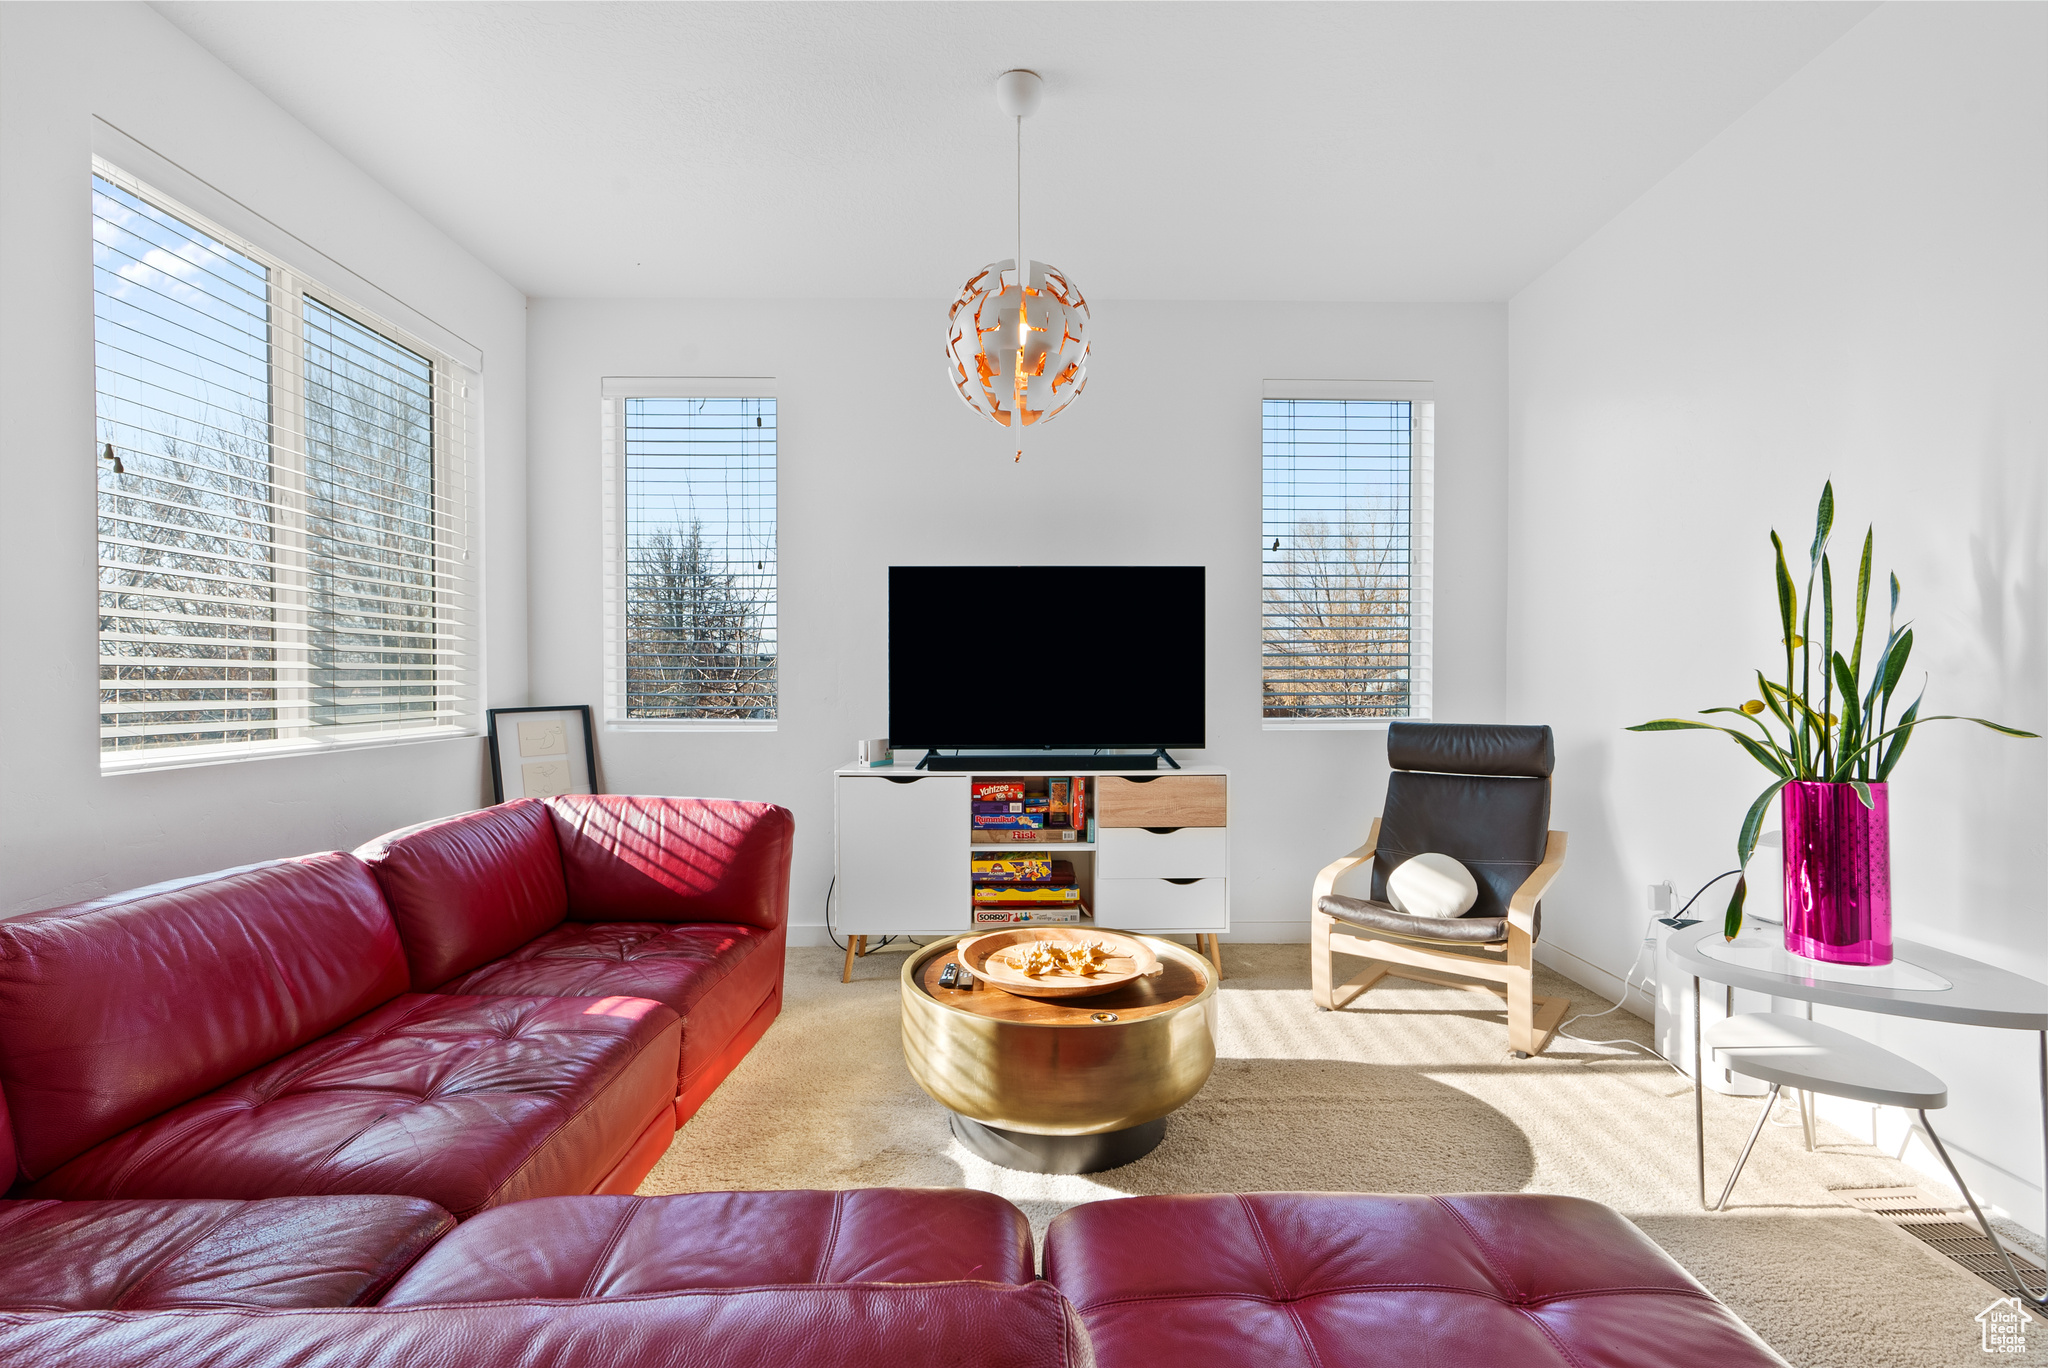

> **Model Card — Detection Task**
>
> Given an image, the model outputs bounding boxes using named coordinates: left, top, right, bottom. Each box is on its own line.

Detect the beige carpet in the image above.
left=642, top=943, right=2043, bottom=1368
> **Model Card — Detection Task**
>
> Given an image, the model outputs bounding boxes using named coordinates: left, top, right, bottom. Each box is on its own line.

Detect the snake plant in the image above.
left=1627, top=482, right=2037, bottom=938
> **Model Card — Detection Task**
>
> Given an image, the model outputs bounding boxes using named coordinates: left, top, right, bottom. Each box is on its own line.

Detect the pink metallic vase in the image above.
left=1780, top=780, right=1892, bottom=966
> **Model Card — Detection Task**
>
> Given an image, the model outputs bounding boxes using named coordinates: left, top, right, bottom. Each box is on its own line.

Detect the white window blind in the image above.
left=93, top=165, right=477, bottom=768
left=602, top=388, right=777, bottom=725
left=1262, top=390, right=1433, bottom=724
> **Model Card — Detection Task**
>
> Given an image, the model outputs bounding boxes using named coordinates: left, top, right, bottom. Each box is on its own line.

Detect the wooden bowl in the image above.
left=959, top=928, right=1163, bottom=1000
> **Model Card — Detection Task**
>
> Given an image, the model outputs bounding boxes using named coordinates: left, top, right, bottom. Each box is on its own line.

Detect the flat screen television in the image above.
left=888, top=565, right=1205, bottom=754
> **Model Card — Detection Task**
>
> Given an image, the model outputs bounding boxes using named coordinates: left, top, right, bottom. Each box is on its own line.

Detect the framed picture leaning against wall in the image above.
left=486, top=705, right=598, bottom=804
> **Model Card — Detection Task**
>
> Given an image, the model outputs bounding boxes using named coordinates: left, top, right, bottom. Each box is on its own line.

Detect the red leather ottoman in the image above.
left=25, top=993, right=682, bottom=1220
left=1044, top=1193, right=1788, bottom=1368
left=0, top=1281, right=1090, bottom=1368
left=382, top=1188, right=1034, bottom=1303
left=0, top=1196, right=452, bottom=1311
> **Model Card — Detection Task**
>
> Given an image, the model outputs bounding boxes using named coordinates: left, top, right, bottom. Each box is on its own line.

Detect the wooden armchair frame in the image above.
left=1310, top=819, right=1571, bottom=1057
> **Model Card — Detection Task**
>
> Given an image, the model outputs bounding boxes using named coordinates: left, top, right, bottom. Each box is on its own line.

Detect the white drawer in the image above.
left=1093, top=877, right=1227, bottom=932
left=1097, top=825, right=1227, bottom=880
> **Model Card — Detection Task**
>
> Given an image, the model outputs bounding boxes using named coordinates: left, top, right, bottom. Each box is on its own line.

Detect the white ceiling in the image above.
left=153, top=1, right=1872, bottom=302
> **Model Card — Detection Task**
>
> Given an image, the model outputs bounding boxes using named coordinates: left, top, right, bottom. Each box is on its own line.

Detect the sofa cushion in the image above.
left=0, top=1072, right=16, bottom=1189
left=0, top=854, right=409, bottom=1180
left=1318, top=892, right=1511, bottom=944
left=1044, top=1192, right=1788, bottom=1368
left=357, top=800, right=570, bottom=990
left=0, top=1196, right=452, bottom=1311
left=26, top=993, right=681, bottom=1221
left=548, top=796, right=794, bottom=929
left=383, top=1188, right=1034, bottom=1304
left=0, top=1282, right=1091, bottom=1368
left=437, top=921, right=783, bottom=1092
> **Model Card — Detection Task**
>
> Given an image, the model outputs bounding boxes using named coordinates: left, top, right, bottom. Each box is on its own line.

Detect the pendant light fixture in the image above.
left=945, top=69, right=1090, bottom=461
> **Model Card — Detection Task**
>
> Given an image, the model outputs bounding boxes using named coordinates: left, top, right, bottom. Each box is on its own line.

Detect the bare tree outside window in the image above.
left=302, top=297, right=439, bottom=731
left=94, top=169, right=472, bottom=762
left=1262, top=399, right=1415, bottom=719
left=620, top=397, right=777, bottom=720
left=95, top=176, right=280, bottom=752
left=624, top=522, right=773, bottom=718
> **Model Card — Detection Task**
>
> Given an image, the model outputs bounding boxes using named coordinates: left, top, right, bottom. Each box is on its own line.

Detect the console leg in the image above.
left=1922, top=1107, right=2047, bottom=1305
left=841, top=935, right=865, bottom=983
left=1196, top=933, right=1223, bottom=980
left=1694, top=974, right=1706, bottom=1210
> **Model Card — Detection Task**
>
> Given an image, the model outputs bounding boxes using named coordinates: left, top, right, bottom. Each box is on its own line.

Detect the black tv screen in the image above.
left=888, top=566, right=1205, bottom=751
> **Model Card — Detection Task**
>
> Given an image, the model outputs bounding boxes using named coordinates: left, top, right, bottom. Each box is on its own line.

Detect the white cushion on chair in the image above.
left=1386, top=853, right=1479, bottom=920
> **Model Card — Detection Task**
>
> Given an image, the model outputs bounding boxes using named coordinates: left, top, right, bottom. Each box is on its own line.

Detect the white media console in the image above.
left=831, top=762, right=1230, bottom=981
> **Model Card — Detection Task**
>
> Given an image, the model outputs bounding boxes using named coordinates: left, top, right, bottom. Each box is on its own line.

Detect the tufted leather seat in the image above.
left=438, top=921, right=779, bottom=1107
left=1044, top=1192, right=1789, bottom=1368
left=25, top=992, right=680, bottom=1219
left=382, top=1188, right=1035, bottom=1304
left=358, top=796, right=794, bottom=1123
left=0, top=1281, right=1092, bottom=1368
left=0, top=1195, right=452, bottom=1312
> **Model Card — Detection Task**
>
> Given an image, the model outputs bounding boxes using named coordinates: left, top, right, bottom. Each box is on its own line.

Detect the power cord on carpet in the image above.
left=1553, top=868, right=1743, bottom=1071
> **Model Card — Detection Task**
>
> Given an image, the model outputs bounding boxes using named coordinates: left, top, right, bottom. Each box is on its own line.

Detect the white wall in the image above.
left=1509, top=3, right=2047, bottom=1227
left=0, top=3, right=529, bottom=914
left=527, top=298, right=1508, bottom=943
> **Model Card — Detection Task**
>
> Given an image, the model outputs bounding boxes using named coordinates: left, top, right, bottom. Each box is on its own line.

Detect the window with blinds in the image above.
left=93, top=166, right=476, bottom=766
left=1262, top=393, right=1434, bottom=722
left=604, top=392, right=777, bottom=723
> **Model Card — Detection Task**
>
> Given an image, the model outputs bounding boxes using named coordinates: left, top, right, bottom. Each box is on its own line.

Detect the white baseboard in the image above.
left=1535, top=940, right=1655, bottom=1022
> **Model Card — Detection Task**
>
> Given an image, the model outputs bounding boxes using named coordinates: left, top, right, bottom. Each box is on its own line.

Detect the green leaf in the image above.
left=1727, top=731, right=1793, bottom=777
left=1881, top=627, right=1914, bottom=707
left=1724, top=875, right=1747, bottom=942
left=1876, top=688, right=1924, bottom=780
left=1890, top=571, right=1900, bottom=621
left=1883, top=712, right=2040, bottom=742
left=1737, top=778, right=1790, bottom=868
left=1863, top=625, right=1908, bottom=711
left=1629, top=716, right=1792, bottom=776
left=1850, top=778, right=1873, bottom=809
left=1811, top=480, right=1834, bottom=567
left=1954, top=717, right=2044, bottom=738
left=1851, top=526, right=1872, bottom=678
left=1765, top=679, right=1831, bottom=733
left=1756, top=670, right=1796, bottom=733
left=1771, top=531, right=1798, bottom=650
left=1830, top=652, right=1860, bottom=771
left=1821, top=555, right=1835, bottom=770
left=1830, top=653, right=1857, bottom=707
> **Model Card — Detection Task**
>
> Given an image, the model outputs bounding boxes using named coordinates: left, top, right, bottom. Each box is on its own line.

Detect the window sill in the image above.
left=605, top=719, right=779, bottom=733
left=100, top=725, right=478, bottom=777
left=1261, top=717, right=1426, bottom=732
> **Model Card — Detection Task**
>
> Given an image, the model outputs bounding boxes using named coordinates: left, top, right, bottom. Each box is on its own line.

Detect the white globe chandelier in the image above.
left=945, top=69, right=1089, bottom=462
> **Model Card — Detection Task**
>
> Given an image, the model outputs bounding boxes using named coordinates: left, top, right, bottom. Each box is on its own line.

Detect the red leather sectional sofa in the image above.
left=0, top=794, right=792, bottom=1217
left=0, top=795, right=1791, bottom=1366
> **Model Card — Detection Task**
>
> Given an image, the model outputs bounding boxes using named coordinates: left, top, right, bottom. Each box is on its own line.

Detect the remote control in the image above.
left=938, top=962, right=960, bottom=989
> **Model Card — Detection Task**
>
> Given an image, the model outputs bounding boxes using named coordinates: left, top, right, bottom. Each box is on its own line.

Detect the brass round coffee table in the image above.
left=900, top=933, right=1217, bottom=1173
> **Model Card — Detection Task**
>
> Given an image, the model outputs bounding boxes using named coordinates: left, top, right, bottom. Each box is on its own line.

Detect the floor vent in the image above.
left=1837, top=1186, right=2047, bottom=1298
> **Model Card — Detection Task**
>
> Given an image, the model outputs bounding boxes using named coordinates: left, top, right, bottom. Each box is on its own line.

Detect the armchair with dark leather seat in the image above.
left=1311, top=722, right=1570, bottom=1057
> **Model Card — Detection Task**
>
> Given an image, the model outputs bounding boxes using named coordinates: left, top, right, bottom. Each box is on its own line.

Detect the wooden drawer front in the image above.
left=1098, top=826, right=1227, bottom=880
left=1093, top=878, right=1227, bottom=932
left=1095, top=776, right=1227, bottom=827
